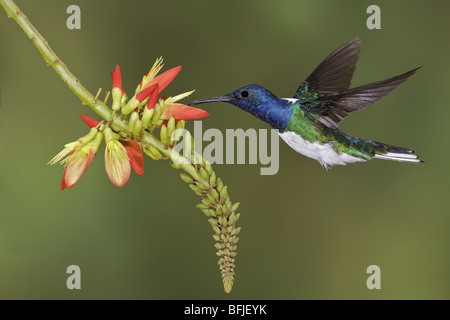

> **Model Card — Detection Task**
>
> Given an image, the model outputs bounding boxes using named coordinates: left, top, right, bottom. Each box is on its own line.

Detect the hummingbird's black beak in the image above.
left=189, top=95, right=231, bottom=106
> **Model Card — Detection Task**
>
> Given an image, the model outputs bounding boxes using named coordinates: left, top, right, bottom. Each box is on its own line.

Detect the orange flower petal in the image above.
left=136, top=83, right=159, bottom=102
left=142, top=66, right=182, bottom=93
left=146, top=84, right=160, bottom=110
left=121, top=140, right=144, bottom=176
left=105, top=141, right=131, bottom=187
left=62, top=148, right=95, bottom=189
left=162, top=104, right=209, bottom=120
left=110, top=65, right=122, bottom=89
left=80, top=115, right=100, bottom=128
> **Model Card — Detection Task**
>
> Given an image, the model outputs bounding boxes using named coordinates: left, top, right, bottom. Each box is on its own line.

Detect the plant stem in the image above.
left=0, top=0, right=114, bottom=121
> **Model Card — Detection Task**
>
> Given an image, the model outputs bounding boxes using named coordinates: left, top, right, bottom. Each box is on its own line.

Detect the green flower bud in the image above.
left=184, top=131, right=192, bottom=160
left=205, top=161, right=213, bottom=175
left=219, top=186, right=228, bottom=199
left=222, top=218, right=228, bottom=227
left=180, top=173, right=193, bottom=184
left=224, top=197, right=232, bottom=208
left=176, top=120, right=186, bottom=131
left=141, top=107, right=154, bottom=129
left=170, top=128, right=183, bottom=145
left=199, top=167, right=209, bottom=180
left=229, top=213, right=240, bottom=225
left=132, top=119, right=143, bottom=136
left=111, top=87, right=122, bottom=111
left=189, top=184, right=202, bottom=194
left=216, top=178, right=224, bottom=192
left=122, top=97, right=140, bottom=115
left=160, top=125, right=168, bottom=145
left=215, top=205, right=223, bottom=216
left=201, top=209, right=212, bottom=217
left=211, top=188, right=220, bottom=200
left=143, top=146, right=159, bottom=160
left=195, top=179, right=210, bottom=191
left=202, top=198, right=211, bottom=207
left=128, top=111, right=139, bottom=131
left=231, top=227, right=241, bottom=235
left=192, top=152, right=203, bottom=166
left=207, top=209, right=217, bottom=217
left=208, top=218, right=218, bottom=227
left=206, top=193, right=216, bottom=204
left=151, top=103, right=162, bottom=125
left=196, top=203, right=209, bottom=210
left=143, top=145, right=162, bottom=160
left=167, top=117, right=176, bottom=138
left=209, top=172, right=216, bottom=187
left=170, top=161, right=181, bottom=169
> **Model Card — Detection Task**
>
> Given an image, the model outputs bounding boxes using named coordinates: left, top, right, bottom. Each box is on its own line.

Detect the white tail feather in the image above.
left=374, top=153, right=421, bottom=163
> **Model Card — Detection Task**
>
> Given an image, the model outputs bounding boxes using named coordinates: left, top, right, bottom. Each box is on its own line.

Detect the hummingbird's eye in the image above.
left=240, top=90, right=249, bottom=98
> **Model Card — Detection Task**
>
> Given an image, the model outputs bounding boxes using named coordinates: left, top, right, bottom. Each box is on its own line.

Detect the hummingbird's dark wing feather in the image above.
left=315, top=67, right=421, bottom=128
left=294, top=38, right=360, bottom=98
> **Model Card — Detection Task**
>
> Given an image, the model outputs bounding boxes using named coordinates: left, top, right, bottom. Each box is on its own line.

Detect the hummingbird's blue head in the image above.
left=189, top=84, right=279, bottom=114
left=189, top=84, right=292, bottom=129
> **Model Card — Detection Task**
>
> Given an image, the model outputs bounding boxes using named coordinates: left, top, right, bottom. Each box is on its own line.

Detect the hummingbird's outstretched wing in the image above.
left=294, top=38, right=420, bottom=129
left=294, top=38, right=360, bottom=98
left=314, top=67, right=421, bottom=128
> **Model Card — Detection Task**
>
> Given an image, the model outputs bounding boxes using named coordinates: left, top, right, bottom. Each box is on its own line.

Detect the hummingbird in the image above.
left=190, top=38, right=423, bottom=170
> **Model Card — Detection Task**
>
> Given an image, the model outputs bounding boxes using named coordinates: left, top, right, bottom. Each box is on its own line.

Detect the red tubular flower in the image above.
left=111, top=65, right=125, bottom=111
left=162, top=104, right=209, bottom=120
left=136, top=83, right=159, bottom=103
left=142, top=66, right=182, bottom=93
left=81, top=115, right=100, bottom=128
left=110, top=65, right=124, bottom=93
left=146, top=84, right=160, bottom=110
left=121, top=140, right=144, bottom=175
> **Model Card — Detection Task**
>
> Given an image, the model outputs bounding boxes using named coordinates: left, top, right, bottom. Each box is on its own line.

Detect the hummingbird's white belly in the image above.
left=278, top=131, right=366, bottom=170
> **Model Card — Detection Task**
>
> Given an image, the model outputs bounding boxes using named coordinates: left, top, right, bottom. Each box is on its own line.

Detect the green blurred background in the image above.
left=1, top=0, right=449, bottom=299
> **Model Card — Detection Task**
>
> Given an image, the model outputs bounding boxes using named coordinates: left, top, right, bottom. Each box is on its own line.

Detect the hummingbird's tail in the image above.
left=372, top=142, right=423, bottom=163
